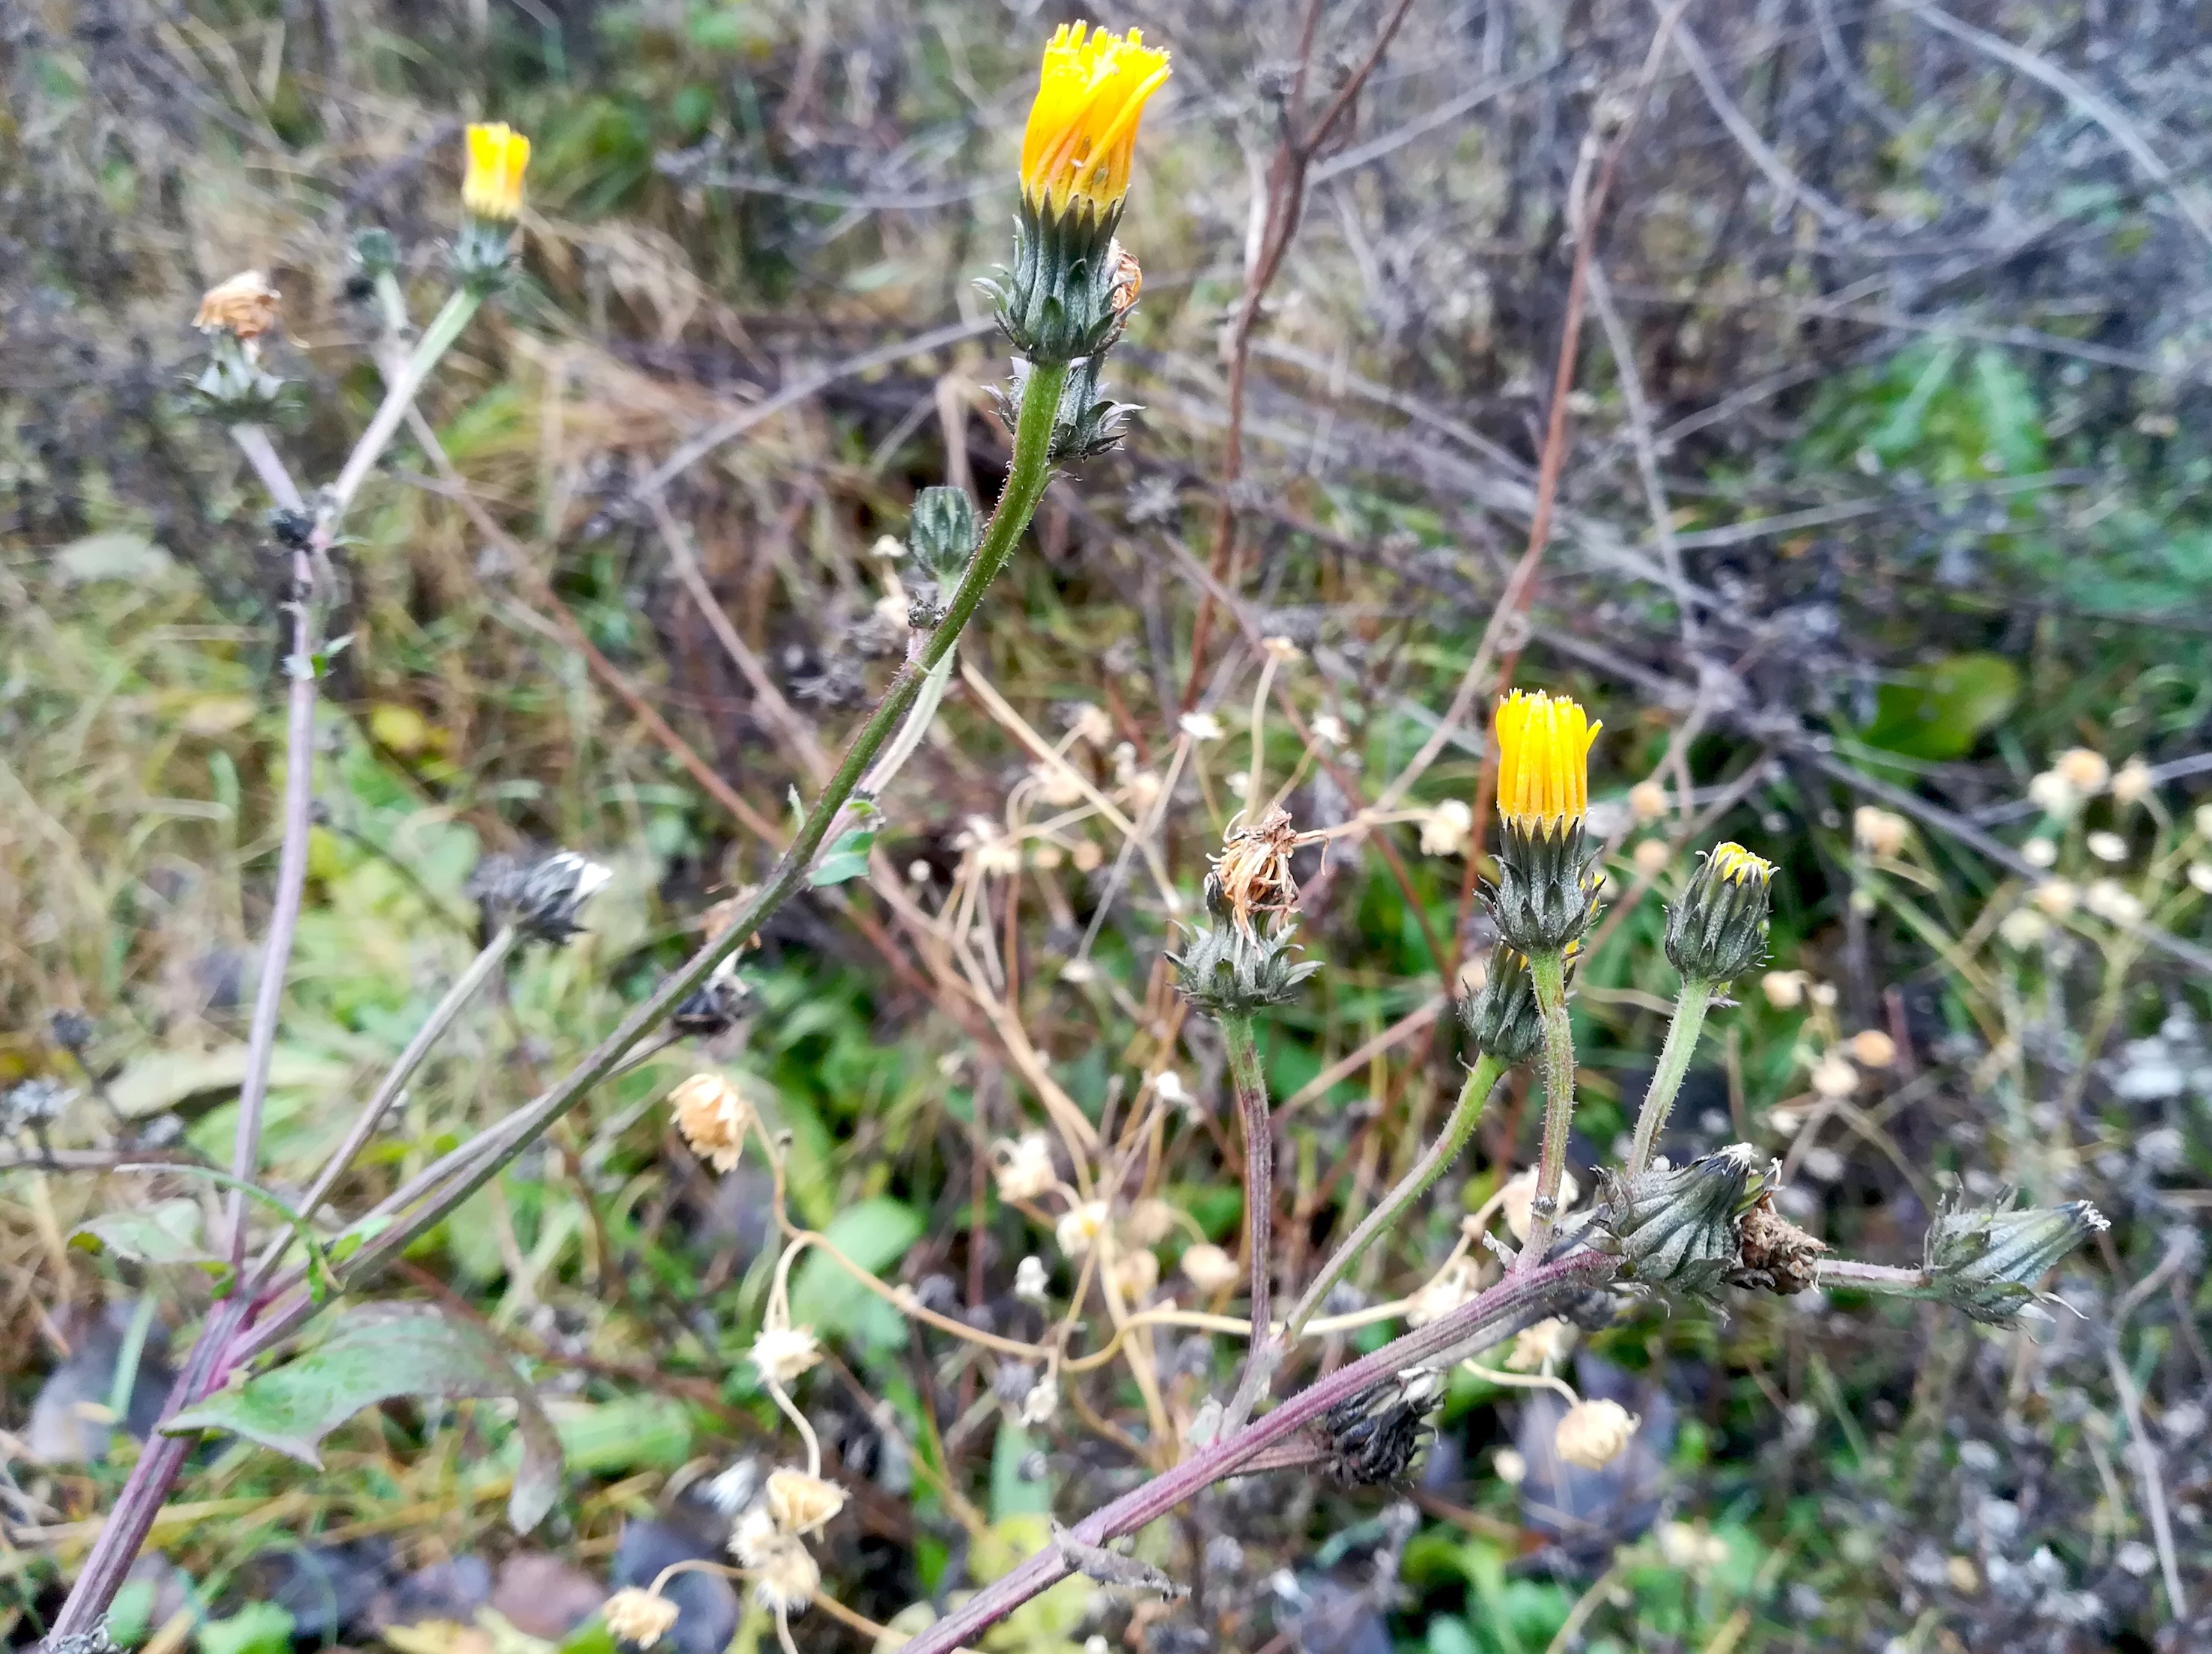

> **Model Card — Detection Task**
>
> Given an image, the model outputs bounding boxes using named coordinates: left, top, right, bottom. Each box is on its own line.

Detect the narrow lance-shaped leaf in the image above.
left=162, top=1301, right=562, bottom=1531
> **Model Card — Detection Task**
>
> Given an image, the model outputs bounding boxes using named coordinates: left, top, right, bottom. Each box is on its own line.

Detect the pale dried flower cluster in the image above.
left=602, top=1587, right=682, bottom=1648
left=669, top=1072, right=751, bottom=1172
left=1853, top=806, right=1909, bottom=858
left=1554, top=1397, right=1638, bottom=1469
left=1179, top=1241, right=1240, bottom=1293
left=749, top=1324, right=824, bottom=1386
left=1500, top=1166, right=1579, bottom=1242
left=991, top=1132, right=1058, bottom=1203
left=195, top=270, right=282, bottom=344
left=1419, top=798, right=1474, bottom=857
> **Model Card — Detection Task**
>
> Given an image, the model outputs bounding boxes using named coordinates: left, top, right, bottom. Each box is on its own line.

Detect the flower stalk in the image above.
left=1625, top=976, right=1715, bottom=1179
left=1281, top=1052, right=1504, bottom=1343
left=1220, top=1012, right=1276, bottom=1432
left=1518, top=946, right=1577, bottom=1265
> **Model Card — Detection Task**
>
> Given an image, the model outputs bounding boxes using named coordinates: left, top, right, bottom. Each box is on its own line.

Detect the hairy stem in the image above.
left=1518, top=949, right=1576, bottom=1265
left=1625, top=976, right=1715, bottom=1177
left=231, top=357, right=1073, bottom=1369
left=1282, top=1053, right=1504, bottom=1343
left=899, top=1251, right=1616, bottom=1654
left=1813, top=1257, right=1930, bottom=1295
left=1221, top=1014, right=1275, bottom=1432
left=221, top=544, right=319, bottom=1266
left=244, top=925, right=520, bottom=1292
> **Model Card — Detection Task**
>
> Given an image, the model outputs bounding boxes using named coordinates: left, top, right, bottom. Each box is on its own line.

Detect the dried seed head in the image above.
left=1105, top=1244, right=1158, bottom=1304
left=1179, top=1242, right=1239, bottom=1294
left=765, top=1468, right=845, bottom=1536
left=991, top=1132, right=1058, bottom=1203
left=602, top=1589, right=681, bottom=1649
left=1629, top=780, right=1669, bottom=823
left=1760, top=970, right=1806, bottom=1009
left=671, top=966, right=751, bottom=1039
left=1504, top=1318, right=1576, bottom=1372
left=748, top=1325, right=823, bottom=1386
left=1726, top=1193, right=1827, bottom=1295
left=1852, top=806, right=1909, bottom=858
left=1810, top=1053, right=1858, bottom=1098
left=731, top=1509, right=820, bottom=1613
left=670, top=1072, right=751, bottom=1172
left=1208, top=806, right=1307, bottom=935
left=1553, top=1398, right=1638, bottom=1469
left=2054, top=747, right=2110, bottom=793
left=195, top=271, right=282, bottom=343
left=1318, top=1371, right=1444, bottom=1485
left=470, top=850, right=612, bottom=944
left=1848, top=1030, right=1897, bottom=1068
left=1419, top=799, right=1474, bottom=857
left=1922, top=1192, right=2108, bottom=1325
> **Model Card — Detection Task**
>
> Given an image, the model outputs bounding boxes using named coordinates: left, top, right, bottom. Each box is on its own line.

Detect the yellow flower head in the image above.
left=1494, top=690, right=1601, bottom=832
left=1020, top=23, right=1172, bottom=216
left=1707, top=842, right=1775, bottom=887
left=463, top=122, right=532, bottom=222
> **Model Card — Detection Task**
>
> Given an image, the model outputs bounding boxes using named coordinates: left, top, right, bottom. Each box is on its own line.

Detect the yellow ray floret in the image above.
left=463, top=122, right=532, bottom=222
left=1707, top=842, right=1775, bottom=886
left=1494, top=690, right=1601, bottom=831
left=1020, top=23, right=1172, bottom=215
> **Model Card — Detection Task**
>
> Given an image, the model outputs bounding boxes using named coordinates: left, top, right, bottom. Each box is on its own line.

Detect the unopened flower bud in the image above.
left=1664, top=843, right=1775, bottom=983
left=602, top=1588, right=681, bottom=1649
left=1459, top=943, right=1544, bottom=1065
left=1553, top=1398, right=1638, bottom=1469
left=1597, top=1144, right=1769, bottom=1298
left=1922, top=1194, right=2107, bottom=1325
left=470, top=849, right=612, bottom=944
left=908, top=485, right=979, bottom=584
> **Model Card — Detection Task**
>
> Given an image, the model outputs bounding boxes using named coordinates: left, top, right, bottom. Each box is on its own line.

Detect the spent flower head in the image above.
left=749, top=1324, right=823, bottom=1386
left=470, top=849, right=611, bottom=944
left=765, top=1468, right=845, bottom=1536
left=669, top=1073, right=751, bottom=1173
left=195, top=272, right=282, bottom=347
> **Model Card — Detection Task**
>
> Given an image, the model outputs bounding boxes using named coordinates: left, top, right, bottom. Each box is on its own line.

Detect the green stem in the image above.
left=331, top=288, right=481, bottom=513
left=1626, top=976, right=1716, bottom=1177
left=1519, top=949, right=1576, bottom=1266
left=1814, top=1257, right=1931, bottom=1296
left=1221, top=1013, right=1275, bottom=1432
left=237, top=356, right=1073, bottom=1360
left=1282, top=1053, right=1504, bottom=1343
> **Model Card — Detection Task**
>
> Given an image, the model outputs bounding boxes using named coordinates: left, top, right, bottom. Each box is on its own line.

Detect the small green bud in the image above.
left=350, top=227, right=400, bottom=285
left=1486, top=821, right=1603, bottom=955
left=1665, top=842, right=1775, bottom=983
left=1598, top=1144, right=1772, bottom=1298
left=1922, top=1192, right=2107, bottom=1325
left=1459, top=943, right=1543, bottom=1065
left=908, top=486, right=979, bottom=583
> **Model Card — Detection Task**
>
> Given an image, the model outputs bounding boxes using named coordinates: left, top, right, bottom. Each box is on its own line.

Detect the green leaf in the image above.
left=807, top=824, right=878, bottom=887
left=1859, top=652, right=2021, bottom=760
left=162, top=1302, right=562, bottom=1532
left=788, top=1197, right=924, bottom=1339
left=541, top=1392, right=693, bottom=1475
left=106, top=1579, right=157, bottom=1648
left=195, top=1603, right=294, bottom=1654
left=70, top=1198, right=214, bottom=1268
